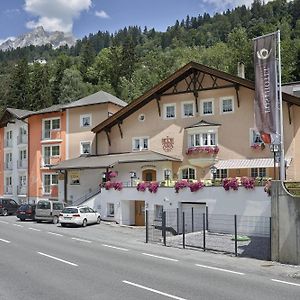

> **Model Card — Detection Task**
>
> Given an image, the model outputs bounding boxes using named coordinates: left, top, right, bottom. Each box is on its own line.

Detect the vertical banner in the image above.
left=254, top=33, right=278, bottom=143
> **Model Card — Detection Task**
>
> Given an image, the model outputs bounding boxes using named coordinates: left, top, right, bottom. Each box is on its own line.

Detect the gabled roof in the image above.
left=33, top=104, right=64, bottom=115
left=0, top=107, right=34, bottom=128
left=186, top=120, right=221, bottom=129
left=63, top=91, right=127, bottom=109
left=92, top=61, right=300, bottom=134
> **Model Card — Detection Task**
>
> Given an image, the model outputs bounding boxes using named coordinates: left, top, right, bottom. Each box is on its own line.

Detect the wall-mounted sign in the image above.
left=69, top=170, right=80, bottom=185
left=162, top=136, right=174, bottom=152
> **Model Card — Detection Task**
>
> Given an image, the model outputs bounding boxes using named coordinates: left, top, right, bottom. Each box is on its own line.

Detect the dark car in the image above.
left=0, top=198, right=19, bottom=216
left=16, top=204, right=36, bottom=221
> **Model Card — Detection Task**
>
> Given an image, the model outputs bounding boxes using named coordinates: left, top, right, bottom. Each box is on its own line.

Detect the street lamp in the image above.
left=129, top=171, right=137, bottom=187
left=270, top=144, right=280, bottom=180
left=210, top=165, right=217, bottom=177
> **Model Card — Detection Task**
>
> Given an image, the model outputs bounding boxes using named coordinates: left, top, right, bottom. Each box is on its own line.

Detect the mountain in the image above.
left=0, top=26, right=76, bottom=51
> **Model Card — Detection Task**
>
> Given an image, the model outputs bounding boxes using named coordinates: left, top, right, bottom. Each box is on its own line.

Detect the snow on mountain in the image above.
left=0, top=26, right=76, bottom=51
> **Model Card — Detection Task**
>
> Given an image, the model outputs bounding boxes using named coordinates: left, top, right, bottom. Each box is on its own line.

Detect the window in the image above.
left=181, top=168, right=196, bottom=180
left=5, top=176, right=12, bottom=186
left=213, top=169, right=228, bottom=179
left=132, top=137, right=149, bottom=151
left=5, top=152, right=12, bottom=162
left=43, top=174, right=58, bottom=193
left=182, top=102, right=194, bottom=118
left=20, top=149, right=27, bottom=160
left=221, top=97, right=234, bottom=113
left=154, top=205, right=163, bottom=220
left=53, top=202, right=63, bottom=210
left=43, top=118, right=60, bottom=139
left=44, top=145, right=60, bottom=157
left=251, top=129, right=263, bottom=145
left=51, top=174, right=58, bottom=185
left=164, top=104, right=176, bottom=119
left=6, top=131, right=12, bottom=140
left=107, top=203, right=114, bottom=216
left=80, top=141, right=91, bottom=154
left=164, top=169, right=172, bottom=180
left=51, top=119, right=60, bottom=130
left=251, top=168, right=266, bottom=178
left=188, top=133, right=216, bottom=147
left=201, top=99, right=214, bottom=115
left=80, top=114, right=91, bottom=128
left=20, top=127, right=27, bottom=136
left=19, top=175, right=27, bottom=186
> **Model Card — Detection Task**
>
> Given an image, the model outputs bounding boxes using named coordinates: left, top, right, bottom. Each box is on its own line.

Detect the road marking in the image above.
left=195, top=264, right=245, bottom=275
left=71, top=237, right=92, bottom=243
left=142, top=253, right=178, bottom=262
left=102, top=244, right=129, bottom=251
left=13, top=224, right=24, bottom=227
left=0, top=238, right=11, bottom=244
left=37, top=252, right=78, bottom=267
left=271, top=279, right=300, bottom=287
left=0, top=221, right=9, bottom=224
left=123, top=280, right=187, bottom=300
left=28, top=228, right=41, bottom=232
left=47, top=232, right=63, bottom=237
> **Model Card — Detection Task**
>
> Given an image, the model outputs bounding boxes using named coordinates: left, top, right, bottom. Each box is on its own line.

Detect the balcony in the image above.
left=42, top=130, right=61, bottom=141
left=4, top=139, right=12, bottom=148
left=4, top=161, right=13, bottom=170
left=41, top=156, right=61, bottom=168
left=4, top=185, right=13, bottom=194
left=17, top=134, right=28, bottom=145
left=186, top=146, right=219, bottom=167
left=17, top=160, right=28, bottom=169
left=17, top=186, right=27, bottom=196
left=42, top=185, right=58, bottom=197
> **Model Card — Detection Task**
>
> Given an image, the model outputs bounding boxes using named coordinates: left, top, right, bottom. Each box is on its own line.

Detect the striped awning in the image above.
left=214, top=158, right=274, bottom=169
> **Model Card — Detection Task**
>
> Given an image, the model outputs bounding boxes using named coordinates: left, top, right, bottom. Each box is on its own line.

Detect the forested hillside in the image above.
left=0, top=0, right=300, bottom=111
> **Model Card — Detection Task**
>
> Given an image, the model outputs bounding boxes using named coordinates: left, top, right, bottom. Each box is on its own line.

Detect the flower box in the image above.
left=186, top=146, right=219, bottom=155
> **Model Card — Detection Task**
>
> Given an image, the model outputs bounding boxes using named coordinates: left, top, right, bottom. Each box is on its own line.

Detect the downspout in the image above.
left=21, top=118, right=30, bottom=204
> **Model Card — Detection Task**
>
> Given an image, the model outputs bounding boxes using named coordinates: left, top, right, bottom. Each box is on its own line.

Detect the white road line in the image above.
left=47, top=232, right=63, bottom=237
left=102, top=244, right=129, bottom=251
left=271, top=279, right=300, bottom=287
left=13, top=224, right=24, bottom=227
left=0, top=238, right=11, bottom=244
left=71, top=237, right=92, bottom=243
left=28, top=228, right=41, bottom=232
left=37, top=252, right=78, bottom=267
left=123, top=280, right=187, bottom=300
left=0, top=221, right=8, bottom=224
left=195, top=264, right=245, bottom=275
left=142, top=253, right=178, bottom=262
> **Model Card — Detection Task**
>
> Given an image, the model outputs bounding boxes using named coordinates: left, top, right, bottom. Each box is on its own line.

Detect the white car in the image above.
left=59, top=206, right=101, bottom=227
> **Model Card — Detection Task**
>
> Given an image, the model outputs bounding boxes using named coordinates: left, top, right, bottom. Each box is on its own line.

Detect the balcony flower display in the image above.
left=251, top=143, right=265, bottom=150
left=186, top=146, right=219, bottom=155
left=148, top=182, right=159, bottom=193
left=189, top=181, right=205, bottom=192
left=222, top=178, right=239, bottom=191
left=105, top=171, right=118, bottom=181
left=104, top=181, right=114, bottom=190
left=241, top=177, right=255, bottom=189
left=104, top=181, right=123, bottom=191
left=174, top=180, right=190, bottom=193
left=136, top=182, right=148, bottom=192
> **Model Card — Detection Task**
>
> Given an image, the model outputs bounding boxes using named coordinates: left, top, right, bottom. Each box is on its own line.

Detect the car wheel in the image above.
left=52, top=216, right=58, bottom=224
left=36, top=220, right=41, bottom=223
left=96, top=216, right=101, bottom=224
left=82, top=219, right=87, bottom=227
left=20, top=218, right=25, bottom=221
left=61, top=223, right=66, bottom=227
left=2, top=209, right=8, bottom=216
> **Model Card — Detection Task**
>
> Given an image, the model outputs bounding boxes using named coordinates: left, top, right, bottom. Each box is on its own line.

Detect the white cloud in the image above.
left=24, top=0, right=92, bottom=33
left=0, top=36, right=16, bottom=44
left=201, top=0, right=269, bottom=10
left=95, top=10, right=110, bottom=19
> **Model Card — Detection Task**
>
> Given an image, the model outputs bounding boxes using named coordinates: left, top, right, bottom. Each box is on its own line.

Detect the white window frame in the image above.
left=80, top=114, right=92, bottom=128
left=132, top=137, right=149, bottom=151
left=181, top=101, right=195, bottom=118
left=220, top=96, right=234, bottom=114
left=80, top=141, right=91, bottom=155
left=163, top=103, right=176, bottom=120
left=188, top=131, right=218, bottom=147
left=107, top=203, right=115, bottom=217
left=200, top=98, right=214, bottom=116
left=43, top=144, right=60, bottom=157
left=180, top=166, right=196, bottom=180
left=43, top=117, right=61, bottom=131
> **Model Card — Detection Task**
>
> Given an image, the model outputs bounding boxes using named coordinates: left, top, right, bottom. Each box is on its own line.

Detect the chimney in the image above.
left=237, top=62, right=245, bottom=79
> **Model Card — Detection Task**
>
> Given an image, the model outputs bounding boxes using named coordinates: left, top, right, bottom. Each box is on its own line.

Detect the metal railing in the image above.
left=41, top=156, right=61, bottom=167
left=4, top=185, right=13, bottom=194
left=42, top=130, right=61, bottom=140
left=4, top=161, right=13, bottom=170
left=4, top=139, right=12, bottom=148
left=17, top=160, right=28, bottom=169
left=17, top=185, right=27, bottom=195
left=17, top=134, right=28, bottom=145
left=72, top=186, right=102, bottom=206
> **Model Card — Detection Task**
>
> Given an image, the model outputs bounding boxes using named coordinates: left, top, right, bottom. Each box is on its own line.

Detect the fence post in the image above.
left=192, top=207, right=194, bottom=232
left=182, top=212, right=185, bottom=249
left=269, top=216, right=272, bottom=261
left=234, top=214, right=238, bottom=257
left=203, top=213, right=206, bottom=251
left=206, top=206, right=209, bottom=231
left=162, top=211, right=166, bottom=246
left=145, top=210, right=149, bottom=243
left=177, top=207, right=179, bottom=235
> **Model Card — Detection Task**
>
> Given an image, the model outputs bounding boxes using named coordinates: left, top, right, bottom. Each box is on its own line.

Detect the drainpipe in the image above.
left=21, top=118, right=30, bottom=203
left=64, top=170, right=68, bottom=204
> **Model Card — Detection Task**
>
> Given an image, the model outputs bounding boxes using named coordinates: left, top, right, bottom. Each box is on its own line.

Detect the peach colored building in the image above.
left=54, top=62, right=300, bottom=225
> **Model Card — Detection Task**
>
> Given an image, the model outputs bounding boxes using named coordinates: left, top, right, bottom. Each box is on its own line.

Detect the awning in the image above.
left=214, top=158, right=274, bottom=169
left=51, top=151, right=182, bottom=170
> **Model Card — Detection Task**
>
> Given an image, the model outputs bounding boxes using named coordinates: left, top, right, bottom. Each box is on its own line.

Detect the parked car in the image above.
left=0, top=198, right=19, bottom=216
left=16, top=204, right=36, bottom=221
left=59, top=206, right=101, bottom=227
left=35, top=200, right=65, bottom=224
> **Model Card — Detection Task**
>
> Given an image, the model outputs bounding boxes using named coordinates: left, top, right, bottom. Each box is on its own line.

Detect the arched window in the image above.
left=181, top=167, right=196, bottom=180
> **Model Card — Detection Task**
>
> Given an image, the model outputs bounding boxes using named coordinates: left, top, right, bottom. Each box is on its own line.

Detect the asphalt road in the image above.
left=0, top=216, right=299, bottom=300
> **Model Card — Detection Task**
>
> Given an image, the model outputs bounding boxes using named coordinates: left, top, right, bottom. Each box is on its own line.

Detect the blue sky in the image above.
left=0, top=0, right=260, bottom=42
